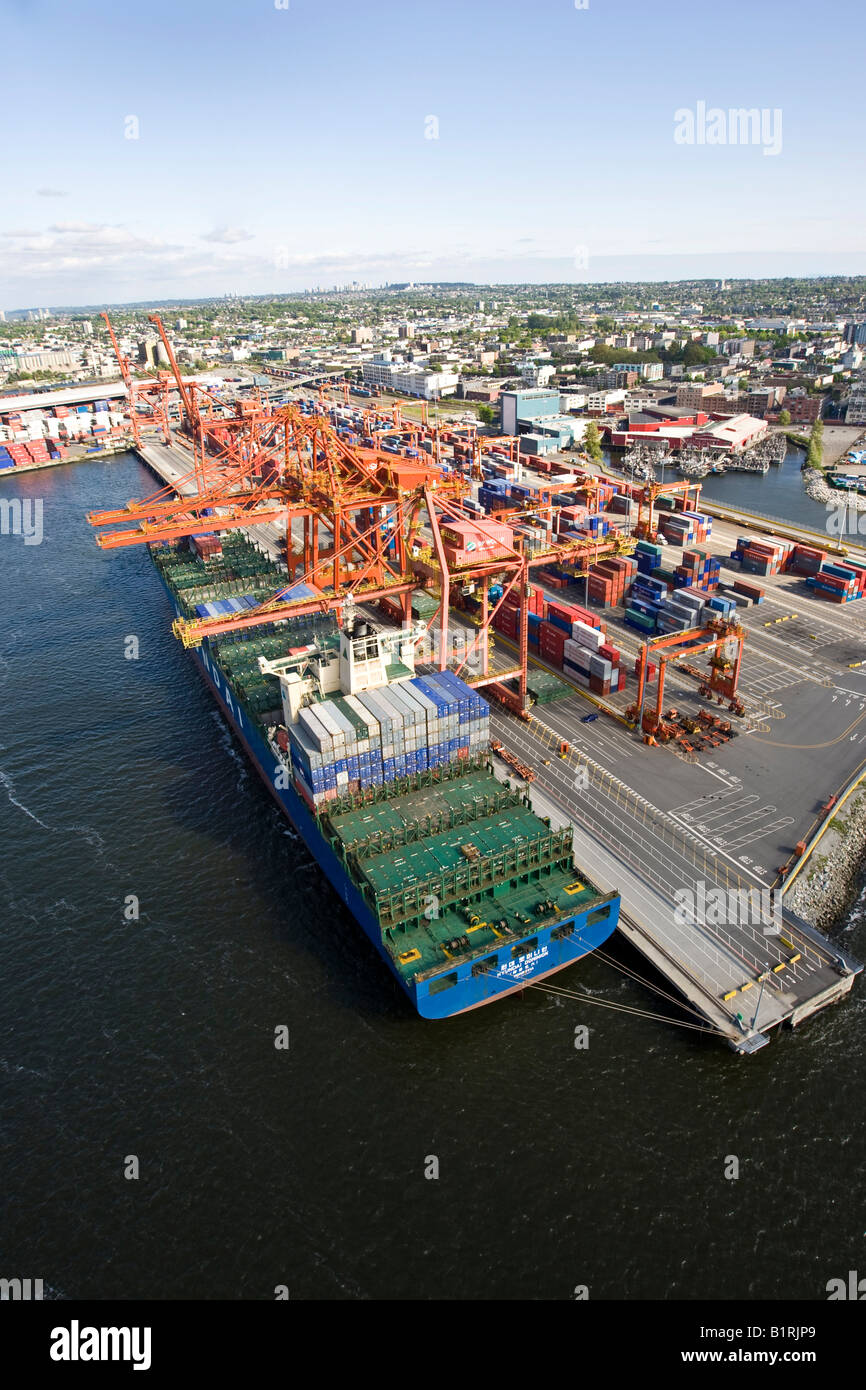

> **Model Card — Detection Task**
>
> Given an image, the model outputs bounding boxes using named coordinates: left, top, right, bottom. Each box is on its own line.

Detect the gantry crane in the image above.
left=633, top=478, right=704, bottom=541
left=91, top=312, right=643, bottom=712
left=100, top=311, right=178, bottom=446
left=625, top=617, right=746, bottom=745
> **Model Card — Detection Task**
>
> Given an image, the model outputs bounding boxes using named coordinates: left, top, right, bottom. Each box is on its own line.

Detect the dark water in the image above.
left=1, top=454, right=864, bottom=1301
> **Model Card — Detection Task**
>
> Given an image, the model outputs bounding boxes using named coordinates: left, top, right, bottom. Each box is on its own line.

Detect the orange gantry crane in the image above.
left=633, top=478, right=704, bottom=541
left=625, top=617, right=746, bottom=745
left=100, top=311, right=177, bottom=447
left=91, top=310, right=646, bottom=712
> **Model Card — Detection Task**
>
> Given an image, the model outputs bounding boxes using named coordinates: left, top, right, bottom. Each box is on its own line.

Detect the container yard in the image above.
left=0, top=383, right=129, bottom=470
left=78, top=311, right=864, bottom=1053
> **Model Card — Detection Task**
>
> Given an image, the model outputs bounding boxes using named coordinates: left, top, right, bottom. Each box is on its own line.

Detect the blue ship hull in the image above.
left=159, top=581, right=621, bottom=1017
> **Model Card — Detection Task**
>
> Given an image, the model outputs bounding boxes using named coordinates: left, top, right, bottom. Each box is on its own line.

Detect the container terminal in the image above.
left=82, top=313, right=862, bottom=1051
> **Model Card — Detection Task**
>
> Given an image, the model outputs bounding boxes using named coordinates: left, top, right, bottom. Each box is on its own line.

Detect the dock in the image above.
left=489, top=708, right=861, bottom=1053
left=133, top=435, right=863, bottom=1053
left=135, top=437, right=286, bottom=564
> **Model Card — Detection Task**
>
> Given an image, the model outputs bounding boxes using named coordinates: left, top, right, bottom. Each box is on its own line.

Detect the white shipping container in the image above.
left=314, top=703, right=347, bottom=750
left=571, top=620, right=603, bottom=650
left=298, top=706, right=334, bottom=754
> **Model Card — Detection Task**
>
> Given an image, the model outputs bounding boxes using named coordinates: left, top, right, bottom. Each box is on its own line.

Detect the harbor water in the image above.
left=0, top=454, right=863, bottom=1300
left=696, top=444, right=832, bottom=532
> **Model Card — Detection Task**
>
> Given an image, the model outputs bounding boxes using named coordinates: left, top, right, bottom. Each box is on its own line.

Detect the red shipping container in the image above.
left=540, top=621, right=566, bottom=655
left=569, top=605, right=605, bottom=633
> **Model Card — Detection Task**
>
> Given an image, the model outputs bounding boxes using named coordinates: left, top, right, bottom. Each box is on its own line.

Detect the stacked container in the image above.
left=586, top=560, right=625, bottom=607
left=635, top=540, right=663, bottom=576
left=788, top=544, right=826, bottom=577
left=674, top=548, right=721, bottom=592
left=655, top=588, right=704, bottom=633
left=579, top=516, right=611, bottom=540
left=562, top=622, right=625, bottom=695
left=288, top=673, right=490, bottom=811
left=539, top=620, right=567, bottom=665
left=731, top=535, right=792, bottom=576
left=806, top=563, right=866, bottom=603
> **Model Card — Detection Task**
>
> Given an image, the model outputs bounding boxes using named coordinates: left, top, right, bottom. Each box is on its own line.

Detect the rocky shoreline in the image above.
left=785, top=789, right=866, bottom=932
left=804, top=465, right=866, bottom=514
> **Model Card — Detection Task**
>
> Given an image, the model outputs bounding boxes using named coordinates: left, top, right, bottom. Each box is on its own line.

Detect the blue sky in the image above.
left=1, top=0, right=864, bottom=307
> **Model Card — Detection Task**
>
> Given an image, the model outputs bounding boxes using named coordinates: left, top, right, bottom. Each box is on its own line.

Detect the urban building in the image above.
left=781, top=394, right=822, bottom=424
left=586, top=388, right=626, bottom=414
left=722, top=338, right=756, bottom=358
left=675, top=382, right=725, bottom=409
left=846, top=379, right=866, bottom=426
left=638, top=361, right=664, bottom=381
left=747, top=386, right=787, bottom=417
left=361, top=353, right=457, bottom=399
left=499, top=389, right=560, bottom=435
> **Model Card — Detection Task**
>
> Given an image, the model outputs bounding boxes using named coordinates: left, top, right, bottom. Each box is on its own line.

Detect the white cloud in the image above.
left=49, top=222, right=105, bottom=234
left=200, top=226, right=255, bottom=244
left=36, top=187, right=68, bottom=198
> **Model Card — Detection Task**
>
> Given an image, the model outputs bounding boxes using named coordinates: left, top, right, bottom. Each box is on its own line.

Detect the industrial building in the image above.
left=362, top=352, right=458, bottom=400
left=689, top=413, right=768, bottom=452
left=499, top=389, right=561, bottom=435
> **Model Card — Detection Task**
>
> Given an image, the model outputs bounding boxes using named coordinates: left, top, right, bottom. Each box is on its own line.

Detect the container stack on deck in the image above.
left=288, top=671, right=490, bottom=811
left=152, top=533, right=288, bottom=618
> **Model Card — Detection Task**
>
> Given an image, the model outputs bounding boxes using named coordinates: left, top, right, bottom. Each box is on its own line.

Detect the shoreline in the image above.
left=0, top=436, right=135, bottom=477
left=786, top=788, right=866, bottom=934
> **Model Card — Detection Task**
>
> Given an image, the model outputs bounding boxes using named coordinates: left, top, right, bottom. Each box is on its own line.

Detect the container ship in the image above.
left=150, top=531, right=621, bottom=1018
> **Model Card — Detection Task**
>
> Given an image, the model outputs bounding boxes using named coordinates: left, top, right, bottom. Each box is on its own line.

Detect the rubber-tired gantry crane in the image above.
left=625, top=616, right=746, bottom=747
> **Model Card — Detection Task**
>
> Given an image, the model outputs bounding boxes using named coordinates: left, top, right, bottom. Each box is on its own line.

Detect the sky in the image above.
left=1, top=0, right=864, bottom=308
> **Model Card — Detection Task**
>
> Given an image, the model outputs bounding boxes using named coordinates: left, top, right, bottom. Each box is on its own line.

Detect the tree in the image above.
left=778, top=409, right=791, bottom=426
left=477, top=404, right=495, bottom=426
left=805, top=418, right=824, bottom=470
left=583, top=420, right=603, bottom=463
